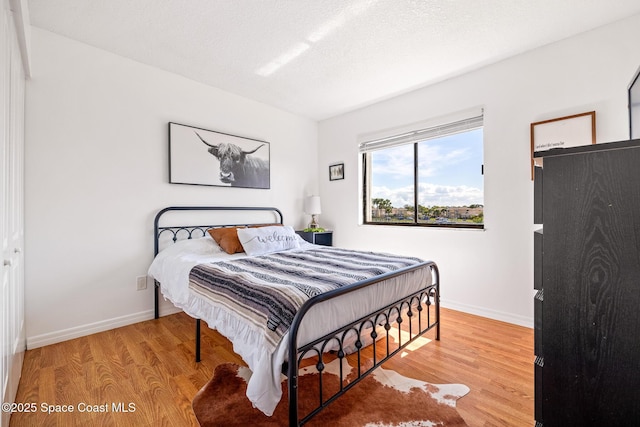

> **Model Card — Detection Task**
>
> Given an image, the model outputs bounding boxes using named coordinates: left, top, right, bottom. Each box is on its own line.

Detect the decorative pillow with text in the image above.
left=237, top=225, right=300, bottom=256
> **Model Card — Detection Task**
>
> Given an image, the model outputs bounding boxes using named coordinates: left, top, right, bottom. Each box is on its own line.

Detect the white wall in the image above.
left=24, top=28, right=318, bottom=348
left=317, top=14, right=640, bottom=327
left=24, top=14, right=640, bottom=347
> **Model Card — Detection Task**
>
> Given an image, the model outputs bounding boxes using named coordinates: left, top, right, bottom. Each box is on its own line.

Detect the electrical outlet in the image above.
left=136, top=276, right=147, bottom=291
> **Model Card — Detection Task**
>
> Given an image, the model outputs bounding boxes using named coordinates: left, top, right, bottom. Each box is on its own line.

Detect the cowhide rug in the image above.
left=192, top=358, right=469, bottom=426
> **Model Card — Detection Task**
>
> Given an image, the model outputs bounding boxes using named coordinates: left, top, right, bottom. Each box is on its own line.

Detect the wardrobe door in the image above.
left=542, top=148, right=640, bottom=425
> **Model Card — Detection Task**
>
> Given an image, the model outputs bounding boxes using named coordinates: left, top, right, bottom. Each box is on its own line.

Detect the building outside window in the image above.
left=361, top=111, right=484, bottom=228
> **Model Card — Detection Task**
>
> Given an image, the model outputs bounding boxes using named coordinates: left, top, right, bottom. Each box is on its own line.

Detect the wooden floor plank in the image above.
left=9, top=308, right=533, bottom=427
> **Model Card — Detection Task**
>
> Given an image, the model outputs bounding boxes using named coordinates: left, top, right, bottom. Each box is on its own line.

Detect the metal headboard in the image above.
left=152, top=206, right=284, bottom=317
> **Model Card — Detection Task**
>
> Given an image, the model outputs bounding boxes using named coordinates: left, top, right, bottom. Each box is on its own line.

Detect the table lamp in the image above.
left=304, top=196, right=322, bottom=228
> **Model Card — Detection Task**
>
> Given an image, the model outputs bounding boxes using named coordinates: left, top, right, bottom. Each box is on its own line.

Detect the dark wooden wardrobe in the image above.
left=533, top=139, right=640, bottom=426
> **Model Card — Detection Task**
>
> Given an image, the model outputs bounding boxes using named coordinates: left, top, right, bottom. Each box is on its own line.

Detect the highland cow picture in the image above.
left=169, top=122, right=270, bottom=189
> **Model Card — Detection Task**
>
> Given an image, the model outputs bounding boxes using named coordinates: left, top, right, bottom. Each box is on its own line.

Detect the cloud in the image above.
left=418, top=145, right=470, bottom=179
left=371, top=185, right=414, bottom=207
left=419, top=183, right=482, bottom=206
left=373, top=143, right=471, bottom=181
left=371, top=145, right=414, bottom=179
left=371, top=182, right=482, bottom=208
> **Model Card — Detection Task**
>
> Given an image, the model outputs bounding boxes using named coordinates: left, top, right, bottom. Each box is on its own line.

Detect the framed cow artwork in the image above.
left=169, top=122, right=270, bottom=189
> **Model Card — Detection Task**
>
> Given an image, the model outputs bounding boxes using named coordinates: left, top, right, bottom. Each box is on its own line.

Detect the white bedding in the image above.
left=148, top=235, right=431, bottom=416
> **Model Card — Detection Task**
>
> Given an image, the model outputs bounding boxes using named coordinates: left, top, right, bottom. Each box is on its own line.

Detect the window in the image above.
left=361, top=113, right=484, bottom=228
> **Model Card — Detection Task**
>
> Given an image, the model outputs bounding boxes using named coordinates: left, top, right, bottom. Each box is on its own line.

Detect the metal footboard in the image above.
left=286, top=261, right=440, bottom=426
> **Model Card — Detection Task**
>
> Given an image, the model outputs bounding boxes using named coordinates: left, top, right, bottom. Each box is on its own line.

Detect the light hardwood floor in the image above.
left=9, top=308, right=533, bottom=427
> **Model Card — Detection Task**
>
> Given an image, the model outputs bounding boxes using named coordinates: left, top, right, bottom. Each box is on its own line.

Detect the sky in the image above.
left=370, top=128, right=483, bottom=208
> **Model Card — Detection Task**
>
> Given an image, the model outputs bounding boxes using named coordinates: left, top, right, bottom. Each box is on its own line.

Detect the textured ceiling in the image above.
left=27, top=0, right=640, bottom=120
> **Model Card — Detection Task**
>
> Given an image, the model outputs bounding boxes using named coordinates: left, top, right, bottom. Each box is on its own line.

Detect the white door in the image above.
left=1, top=1, right=26, bottom=425
left=1, top=4, right=10, bottom=425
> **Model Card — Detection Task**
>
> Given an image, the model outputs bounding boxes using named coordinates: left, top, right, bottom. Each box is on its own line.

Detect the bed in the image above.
left=148, top=206, right=440, bottom=426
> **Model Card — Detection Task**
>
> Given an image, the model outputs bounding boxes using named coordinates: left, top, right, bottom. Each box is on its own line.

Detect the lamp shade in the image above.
left=304, top=196, right=322, bottom=215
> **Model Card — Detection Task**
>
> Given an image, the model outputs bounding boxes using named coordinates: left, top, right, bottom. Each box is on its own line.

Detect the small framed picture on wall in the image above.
left=329, top=163, right=344, bottom=181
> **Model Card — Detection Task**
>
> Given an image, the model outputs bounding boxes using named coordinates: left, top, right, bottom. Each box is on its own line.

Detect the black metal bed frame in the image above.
left=152, top=206, right=440, bottom=426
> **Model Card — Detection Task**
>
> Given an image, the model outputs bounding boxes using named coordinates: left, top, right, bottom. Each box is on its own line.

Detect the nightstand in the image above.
left=295, top=230, right=333, bottom=246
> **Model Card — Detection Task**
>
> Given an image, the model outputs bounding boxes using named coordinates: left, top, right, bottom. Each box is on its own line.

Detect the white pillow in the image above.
left=237, top=225, right=300, bottom=256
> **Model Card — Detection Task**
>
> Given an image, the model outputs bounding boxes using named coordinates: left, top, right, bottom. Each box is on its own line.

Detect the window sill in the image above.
left=362, top=221, right=484, bottom=230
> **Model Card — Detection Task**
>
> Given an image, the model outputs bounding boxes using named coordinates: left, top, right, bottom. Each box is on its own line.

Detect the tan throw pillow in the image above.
left=207, top=227, right=245, bottom=254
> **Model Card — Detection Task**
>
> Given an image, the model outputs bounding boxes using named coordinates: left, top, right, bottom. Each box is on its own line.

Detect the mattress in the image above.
left=148, top=235, right=431, bottom=415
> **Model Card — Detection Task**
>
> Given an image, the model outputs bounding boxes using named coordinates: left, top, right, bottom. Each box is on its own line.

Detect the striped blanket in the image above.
left=188, top=246, right=424, bottom=349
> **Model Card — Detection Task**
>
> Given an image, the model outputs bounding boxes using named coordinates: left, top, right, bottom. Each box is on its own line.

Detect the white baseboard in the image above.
left=441, top=299, right=534, bottom=328
left=26, top=298, right=531, bottom=350
left=26, top=304, right=182, bottom=350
